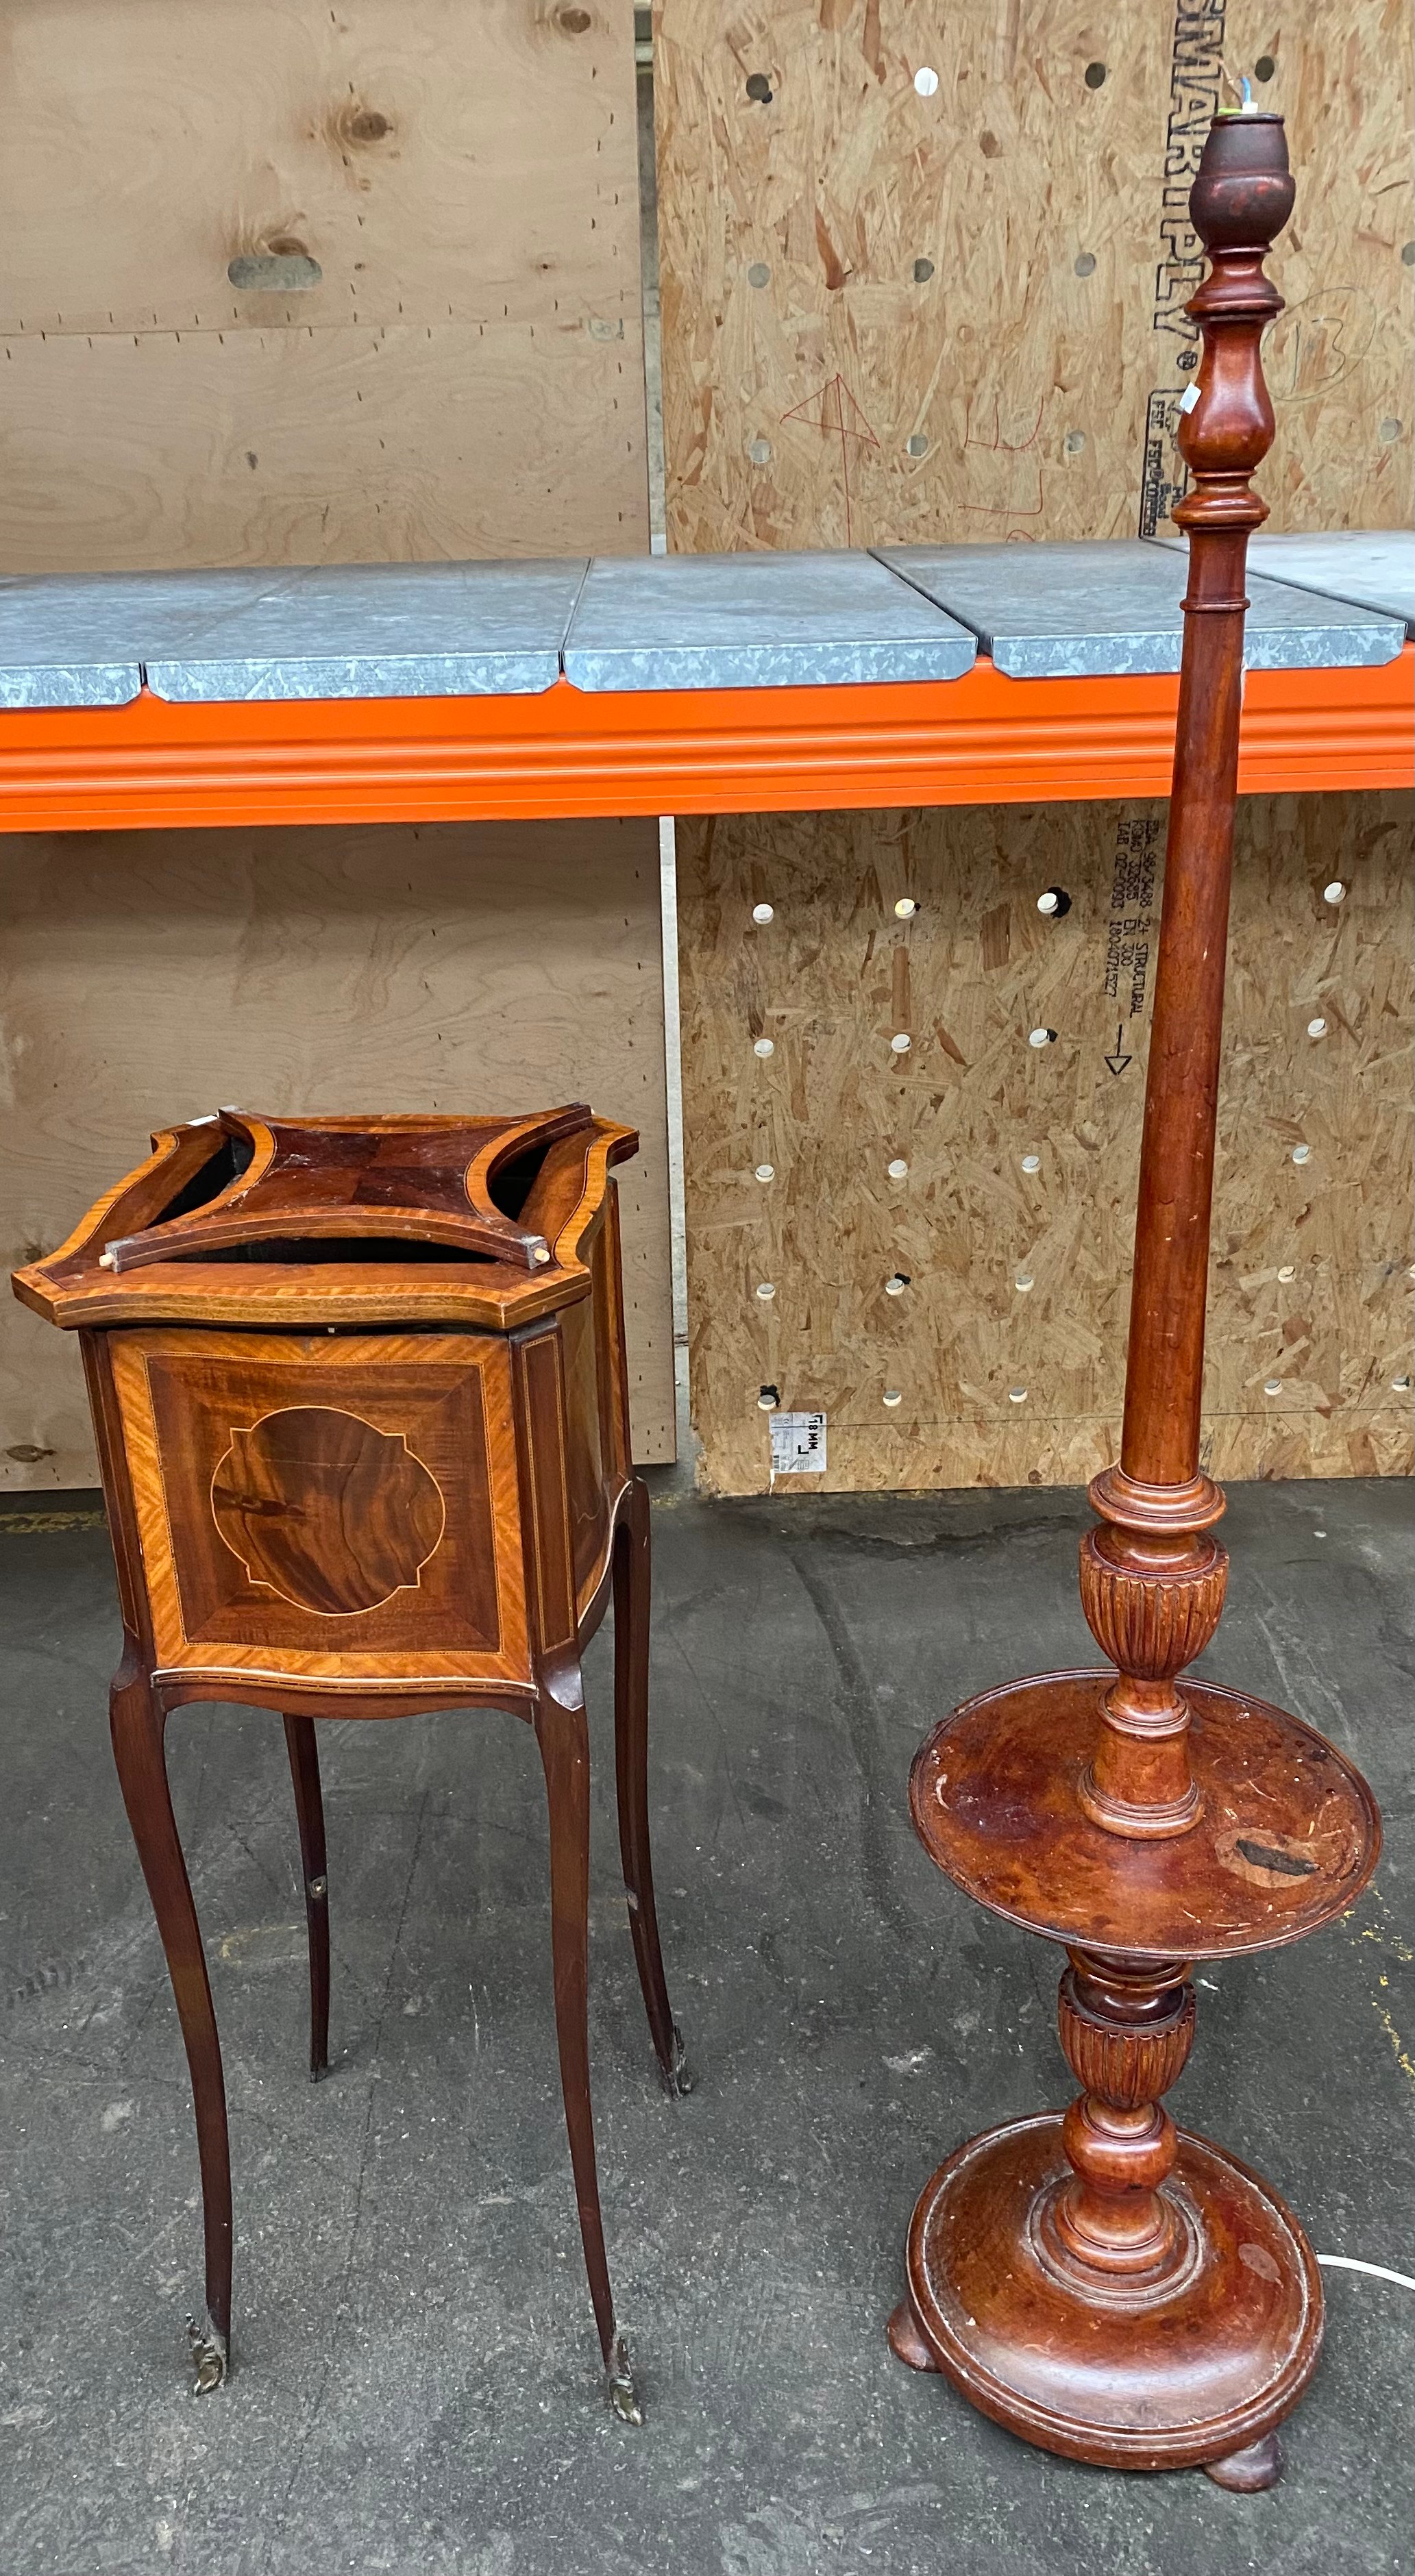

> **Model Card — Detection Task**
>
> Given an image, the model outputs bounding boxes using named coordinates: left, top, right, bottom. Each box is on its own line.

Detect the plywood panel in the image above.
left=0, top=0, right=649, bottom=565
left=0, top=325, right=646, bottom=572
left=654, top=0, right=1413, bottom=551
left=1, top=819, right=674, bottom=1485
left=678, top=791, right=1413, bottom=1492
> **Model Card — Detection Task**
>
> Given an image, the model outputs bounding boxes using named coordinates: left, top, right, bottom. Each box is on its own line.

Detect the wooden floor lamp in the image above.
left=887, top=109, right=1381, bottom=2489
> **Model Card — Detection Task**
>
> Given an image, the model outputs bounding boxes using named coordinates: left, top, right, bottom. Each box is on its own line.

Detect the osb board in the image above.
left=0, top=0, right=648, bottom=567
left=1, top=819, right=674, bottom=1486
left=678, top=791, right=1414, bottom=1493
left=653, top=0, right=1413, bottom=551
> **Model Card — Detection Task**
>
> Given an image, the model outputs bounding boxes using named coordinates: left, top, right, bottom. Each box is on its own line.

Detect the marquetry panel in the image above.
left=111, top=1327, right=532, bottom=1685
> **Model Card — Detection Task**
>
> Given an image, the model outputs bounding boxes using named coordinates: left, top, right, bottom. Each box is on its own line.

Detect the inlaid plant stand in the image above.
left=886, top=111, right=1381, bottom=2489
left=14, top=1102, right=689, bottom=2418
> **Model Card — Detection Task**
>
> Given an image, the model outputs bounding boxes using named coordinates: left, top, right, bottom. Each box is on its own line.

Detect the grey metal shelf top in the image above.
left=0, top=559, right=590, bottom=711
left=560, top=549, right=976, bottom=691
left=878, top=538, right=1405, bottom=678
left=0, top=534, right=1405, bottom=711
left=1154, top=529, right=1414, bottom=637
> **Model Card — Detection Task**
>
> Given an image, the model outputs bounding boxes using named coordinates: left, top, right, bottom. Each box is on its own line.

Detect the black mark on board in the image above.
left=1103, top=817, right=1161, bottom=1029
left=1139, top=0, right=1227, bottom=533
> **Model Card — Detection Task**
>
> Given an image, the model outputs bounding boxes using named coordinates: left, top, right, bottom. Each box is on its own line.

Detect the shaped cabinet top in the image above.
left=14, top=1106, right=636, bottom=1335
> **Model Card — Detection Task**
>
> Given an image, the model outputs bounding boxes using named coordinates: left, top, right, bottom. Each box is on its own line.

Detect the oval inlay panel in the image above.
left=211, top=1407, right=445, bottom=1614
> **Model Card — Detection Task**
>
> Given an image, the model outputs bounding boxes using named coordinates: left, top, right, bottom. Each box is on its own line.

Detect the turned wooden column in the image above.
left=887, top=112, right=1381, bottom=2490
left=1078, top=114, right=1292, bottom=1840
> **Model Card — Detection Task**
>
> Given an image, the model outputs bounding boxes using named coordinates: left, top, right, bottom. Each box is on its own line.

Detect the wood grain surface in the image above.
left=678, top=788, right=1414, bottom=1491
left=119, top=1329, right=515, bottom=1672
left=1, top=818, right=675, bottom=1483
left=653, top=0, right=1412, bottom=549
left=0, top=0, right=648, bottom=565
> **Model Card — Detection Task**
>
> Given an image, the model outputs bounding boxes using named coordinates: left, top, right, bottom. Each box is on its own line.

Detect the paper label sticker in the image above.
left=769, top=1411, right=827, bottom=1474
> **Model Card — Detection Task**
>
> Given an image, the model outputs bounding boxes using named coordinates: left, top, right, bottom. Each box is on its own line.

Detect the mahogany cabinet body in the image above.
left=13, top=1104, right=686, bottom=2412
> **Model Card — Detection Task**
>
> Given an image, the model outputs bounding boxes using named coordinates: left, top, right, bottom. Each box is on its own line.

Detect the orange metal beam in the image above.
left=0, top=648, right=1408, bottom=833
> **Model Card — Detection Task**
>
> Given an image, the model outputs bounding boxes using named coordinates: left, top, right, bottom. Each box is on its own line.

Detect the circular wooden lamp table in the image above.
left=886, top=111, right=1381, bottom=2490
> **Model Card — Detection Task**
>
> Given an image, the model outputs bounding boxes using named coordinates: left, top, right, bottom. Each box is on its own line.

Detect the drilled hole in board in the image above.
left=1037, top=887, right=1072, bottom=917
left=913, top=257, right=935, bottom=282
left=1084, top=60, right=1107, bottom=86
left=1074, top=251, right=1097, bottom=278
left=1254, top=53, right=1276, bottom=80
left=745, top=71, right=774, bottom=103
left=228, top=251, right=322, bottom=291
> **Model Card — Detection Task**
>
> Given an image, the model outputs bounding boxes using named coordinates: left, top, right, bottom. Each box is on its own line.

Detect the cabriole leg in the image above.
left=282, top=1713, right=330, bottom=2079
left=613, top=1476, right=690, bottom=2096
left=534, top=1672, right=641, bottom=2423
left=109, top=1665, right=232, bottom=2392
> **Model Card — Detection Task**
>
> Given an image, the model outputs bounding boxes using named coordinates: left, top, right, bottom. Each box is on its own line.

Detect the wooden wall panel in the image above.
left=654, top=0, right=1413, bottom=551
left=1, top=820, right=675, bottom=1485
left=678, top=791, right=1414, bottom=1492
left=0, top=0, right=648, bottom=567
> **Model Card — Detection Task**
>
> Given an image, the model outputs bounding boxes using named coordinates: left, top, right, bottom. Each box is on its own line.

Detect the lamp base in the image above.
left=891, top=2111, right=1320, bottom=2476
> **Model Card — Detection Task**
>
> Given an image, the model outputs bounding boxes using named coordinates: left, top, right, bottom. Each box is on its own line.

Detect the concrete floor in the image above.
left=1, top=1477, right=1410, bottom=2576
